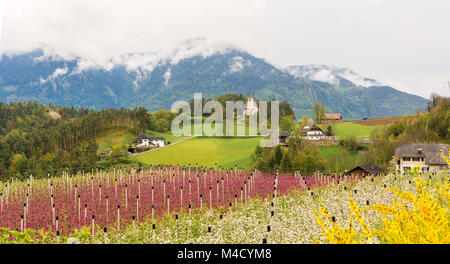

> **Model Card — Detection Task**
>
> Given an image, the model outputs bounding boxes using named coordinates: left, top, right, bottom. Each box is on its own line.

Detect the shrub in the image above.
left=315, top=165, right=450, bottom=244
left=338, top=136, right=363, bottom=151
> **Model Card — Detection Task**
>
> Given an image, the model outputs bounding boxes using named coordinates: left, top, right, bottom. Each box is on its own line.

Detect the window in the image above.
left=412, top=157, right=421, bottom=161
left=403, top=157, right=410, bottom=161
left=403, top=167, right=411, bottom=171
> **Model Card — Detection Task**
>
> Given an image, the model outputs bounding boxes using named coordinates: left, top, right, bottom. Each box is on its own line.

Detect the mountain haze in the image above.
left=0, top=38, right=427, bottom=119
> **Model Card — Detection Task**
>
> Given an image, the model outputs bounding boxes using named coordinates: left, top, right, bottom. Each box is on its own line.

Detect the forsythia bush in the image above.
left=314, top=199, right=374, bottom=244
left=316, top=157, right=450, bottom=244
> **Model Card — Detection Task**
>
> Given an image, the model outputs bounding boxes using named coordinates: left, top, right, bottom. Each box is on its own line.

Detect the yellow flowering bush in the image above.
left=314, top=199, right=374, bottom=244
left=316, top=163, right=450, bottom=244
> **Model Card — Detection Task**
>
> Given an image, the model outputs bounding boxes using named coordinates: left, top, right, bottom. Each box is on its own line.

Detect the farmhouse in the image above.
left=131, top=134, right=166, bottom=148
left=394, top=143, right=449, bottom=173
left=244, top=94, right=258, bottom=116
left=322, top=113, right=342, bottom=123
left=347, top=162, right=384, bottom=177
left=301, top=124, right=325, bottom=140
left=279, top=130, right=290, bottom=146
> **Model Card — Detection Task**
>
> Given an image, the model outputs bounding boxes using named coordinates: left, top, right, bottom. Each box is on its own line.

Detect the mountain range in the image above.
left=0, top=38, right=427, bottom=120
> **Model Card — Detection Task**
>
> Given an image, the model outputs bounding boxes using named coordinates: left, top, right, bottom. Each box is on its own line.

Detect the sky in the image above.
left=1, top=0, right=449, bottom=98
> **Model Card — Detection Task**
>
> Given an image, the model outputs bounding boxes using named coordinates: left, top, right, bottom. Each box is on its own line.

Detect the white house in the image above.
left=244, top=94, right=258, bottom=116
left=301, top=124, right=325, bottom=140
left=132, top=135, right=165, bottom=148
left=394, top=143, right=449, bottom=173
left=149, top=137, right=165, bottom=148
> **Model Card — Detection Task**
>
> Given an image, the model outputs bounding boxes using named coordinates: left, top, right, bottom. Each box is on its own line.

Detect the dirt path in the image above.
left=128, top=136, right=195, bottom=157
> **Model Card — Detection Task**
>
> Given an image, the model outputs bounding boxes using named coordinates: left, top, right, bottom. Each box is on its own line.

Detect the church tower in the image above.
left=244, top=93, right=258, bottom=116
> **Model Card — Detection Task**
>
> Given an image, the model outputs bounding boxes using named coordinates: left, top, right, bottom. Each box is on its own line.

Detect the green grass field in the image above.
left=315, top=115, right=414, bottom=139
left=130, top=136, right=263, bottom=169
left=318, top=145, right=361, bottom=170
left=96, top=129, right=136, bottom=153
left=318, top=122, right=380, bottom=139
left=318, top=145, right=359, bottom=159
left=96, top=128, right=186, bottom=154
left=178, top=122, right=260, bottom=136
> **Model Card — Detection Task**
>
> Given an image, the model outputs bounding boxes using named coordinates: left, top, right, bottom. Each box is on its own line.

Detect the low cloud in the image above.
left=163, top=68, right=171, bottom=86
left=40, top=66, right=68, bottom=84
left=1, top=0, right=449, bottom=98
left=310, top=69, right=338, bottom=85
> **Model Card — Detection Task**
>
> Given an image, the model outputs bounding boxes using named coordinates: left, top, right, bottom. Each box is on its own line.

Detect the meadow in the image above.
left=317, top=115, right=416, bottom=139
left=99, top=121, right=372, bottom=170
left=96, top=128, right=186, bottom=154
left=318, top=122, right=380, bottom=139
left=318, top=145, right=359, bottom=160
left=130, top=136, right=263, bottom=169
left=351, top=115, right=415, bottom=126
left=96, top=128, right=136, bottom=153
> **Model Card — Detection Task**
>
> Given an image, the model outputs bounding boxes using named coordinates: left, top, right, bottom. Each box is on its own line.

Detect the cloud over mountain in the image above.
left=0, top=39, right=428, bottom=120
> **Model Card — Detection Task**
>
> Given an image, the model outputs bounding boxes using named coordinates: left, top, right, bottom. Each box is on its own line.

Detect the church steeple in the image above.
left=245, top=93, right=258, bottom=116
left=248, top=93, right=254, bottom=103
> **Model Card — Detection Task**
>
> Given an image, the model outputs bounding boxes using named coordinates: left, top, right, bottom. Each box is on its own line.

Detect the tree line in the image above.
left=359, top=94, right=450, bottom=170
left=0, top=101, right=167, bottom=180
left=250, top=94, right=449, bottom=174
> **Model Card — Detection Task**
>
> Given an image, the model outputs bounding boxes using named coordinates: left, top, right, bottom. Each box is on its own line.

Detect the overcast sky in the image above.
left=1, top=0, right=449, bottom=98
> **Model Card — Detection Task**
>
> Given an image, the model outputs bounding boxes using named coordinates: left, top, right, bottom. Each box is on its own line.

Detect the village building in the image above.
left=301, top=124, right=325, bottom=140
left=244, top=94, right=258, bottom=116
left=347, top=162, right=384, bottom=177
left=148, top=136, right=165, bottom=148
left=128, top=134, right=166, bottom=153
left=322, top=113, right=343, bottom=123
left=279, top=131, right=290, bottom=146
left=394, top=143, right=449, bottom=173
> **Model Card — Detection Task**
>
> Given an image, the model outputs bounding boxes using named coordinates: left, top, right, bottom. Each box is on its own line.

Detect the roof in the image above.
left=301, top=124, right=323, bottom=133
left=135, top=134, right=151, bottom=141
left=279, top=131, right=290, bottom=137
left=149, top=137, right=165, bottom=140
left=134, top=134, right=165, bottom=142
left=325, top=113, right=342, bottom=120
left=130, top=141, right=156, bottom=147
left=394, top=143, right=449, bottom=165
left=347, top=162, right=384, bottom=175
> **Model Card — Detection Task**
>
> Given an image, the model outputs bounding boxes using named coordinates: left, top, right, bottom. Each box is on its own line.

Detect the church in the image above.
left=244, top=94, right=258, bottom=116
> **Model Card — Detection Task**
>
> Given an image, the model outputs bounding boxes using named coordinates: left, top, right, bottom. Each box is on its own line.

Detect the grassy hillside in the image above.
left=318, top=122, right=380, bottom=139
left=129, top=136, right=263, bottom=169
left=96, top=128, right=136, bottom=153
left=350, top=115, right=416, bottom=126
left=318, top=145, right=358, bottom=160
left=314, top=115, right=420, bottom=139
left=96, top=129, right=186, bottom=154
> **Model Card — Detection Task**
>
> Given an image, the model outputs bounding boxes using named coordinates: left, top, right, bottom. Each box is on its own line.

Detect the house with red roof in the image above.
left=322, top=113, right=342, bottom=123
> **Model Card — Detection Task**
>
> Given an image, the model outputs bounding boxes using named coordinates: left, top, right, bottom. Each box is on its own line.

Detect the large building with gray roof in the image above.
left=394, top=143, right=449, bottom=173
